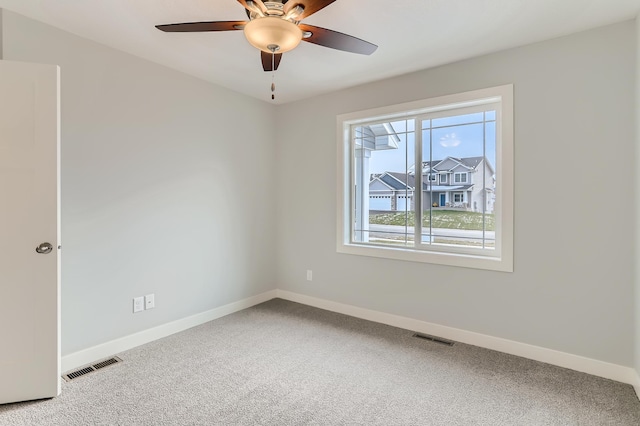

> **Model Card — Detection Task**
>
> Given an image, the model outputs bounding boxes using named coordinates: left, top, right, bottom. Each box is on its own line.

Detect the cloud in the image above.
left=439, top=133, right=461, bottom=147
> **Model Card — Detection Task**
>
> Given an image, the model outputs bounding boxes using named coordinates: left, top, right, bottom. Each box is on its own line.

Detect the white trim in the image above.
left=339, top=241, right=509, bottom=272
left=633, top=370, right=640, bottom=400
left=61, top=290, right=277, bottom=373
left=275, top=290, right=638, bottom=386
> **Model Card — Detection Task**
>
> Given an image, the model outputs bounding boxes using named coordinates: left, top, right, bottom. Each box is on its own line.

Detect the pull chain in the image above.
left=271, top=52, right=276, bottom=101
left=266, top=44, right=279, bottom=101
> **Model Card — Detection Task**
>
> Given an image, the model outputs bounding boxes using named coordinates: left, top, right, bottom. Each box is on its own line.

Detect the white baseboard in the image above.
left=63, top=287, right=639, bottom=391
left=61, top=290, right=277, bottom=373
left=275, top=289, right=638, bottom=387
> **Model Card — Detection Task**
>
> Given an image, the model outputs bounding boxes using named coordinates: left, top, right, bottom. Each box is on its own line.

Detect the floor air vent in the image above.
left=413, top=333, right=454, bottom=346
left=62, top=356, right=122, bottom=382
left=64, top=366, right=95, bottom=381
left=93, top=357, right=120, bottom=370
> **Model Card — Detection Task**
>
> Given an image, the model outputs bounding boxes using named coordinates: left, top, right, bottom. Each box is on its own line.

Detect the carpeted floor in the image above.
left=1, top=298, right=639, bottom=425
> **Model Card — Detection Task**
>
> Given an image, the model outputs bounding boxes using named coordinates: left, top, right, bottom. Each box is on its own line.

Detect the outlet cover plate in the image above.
left=145, top=294, right=155, bottom=310
left=133, top=296, right=144, bottom=313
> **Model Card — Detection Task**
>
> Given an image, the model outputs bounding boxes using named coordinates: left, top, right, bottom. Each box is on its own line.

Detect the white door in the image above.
left=0, top=60, right=60, bottom=404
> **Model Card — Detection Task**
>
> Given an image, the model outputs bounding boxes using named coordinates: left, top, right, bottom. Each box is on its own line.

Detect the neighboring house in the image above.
left=369, top=156, right=495, bottom=213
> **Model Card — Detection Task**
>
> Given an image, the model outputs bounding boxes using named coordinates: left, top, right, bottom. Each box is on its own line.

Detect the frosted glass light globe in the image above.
left=244, top=17, right=302, bottom=53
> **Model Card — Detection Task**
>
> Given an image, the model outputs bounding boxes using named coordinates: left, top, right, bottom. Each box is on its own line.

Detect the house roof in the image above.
left=357, top=124, right=401, bottom=151
left=426, top=185, right=474, bottom=192
left=421, top=156, right=494, bottom=174
left=458, top=156, right=480, bottom=167
left=373, top=155, right=492, bottom=191
left=369, top=176, right=395, bottom=191
left=382, top=173, right=414, bottom=190
left=377, top=173, right=474, bottom=192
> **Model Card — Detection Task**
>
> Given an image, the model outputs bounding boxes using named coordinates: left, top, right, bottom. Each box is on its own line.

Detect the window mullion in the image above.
left=429, top=124, right=433, bottom=245
left=414, top=118, right=421, bottom=247
left=482, top=112, right=486, bottom=249
left=350, top=125, right=356, bottom=243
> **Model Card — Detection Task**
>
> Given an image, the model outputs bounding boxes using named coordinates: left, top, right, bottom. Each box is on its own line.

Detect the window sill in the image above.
left=337, top=242, right=513, bottom=272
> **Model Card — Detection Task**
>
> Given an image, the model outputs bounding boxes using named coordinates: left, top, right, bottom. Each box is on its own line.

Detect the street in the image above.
left=367, top=224, right=495, bottom=244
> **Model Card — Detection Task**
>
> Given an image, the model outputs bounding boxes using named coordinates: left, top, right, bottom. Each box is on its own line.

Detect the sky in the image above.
left=366, top=112, right=497, bottom=175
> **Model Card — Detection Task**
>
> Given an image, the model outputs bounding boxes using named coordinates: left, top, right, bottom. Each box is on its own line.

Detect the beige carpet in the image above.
left=1, top=298, right=639, bottom=425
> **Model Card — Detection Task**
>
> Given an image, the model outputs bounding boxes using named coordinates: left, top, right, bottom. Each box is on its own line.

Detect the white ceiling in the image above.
left=1, top=0, right=639, bottom=104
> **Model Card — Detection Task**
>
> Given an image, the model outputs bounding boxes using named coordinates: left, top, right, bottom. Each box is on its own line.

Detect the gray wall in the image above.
left=275, top=21, right=636, bottom=366
left=2, top=11, right=278, bottom=355
left=2, top=9, right=637, bottom=370
left=0, top=9, right=3, bottom=59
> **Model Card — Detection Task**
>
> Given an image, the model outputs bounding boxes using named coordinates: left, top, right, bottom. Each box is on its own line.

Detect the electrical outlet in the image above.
left=133, top=296, right=144, bottom=313
left=306, top=270, right=313, bottom=281
left=145, top=294, right=155, bottom=310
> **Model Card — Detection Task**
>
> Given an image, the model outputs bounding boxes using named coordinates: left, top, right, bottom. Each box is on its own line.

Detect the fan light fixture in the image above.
left=243, top=17, right=302, bottom=53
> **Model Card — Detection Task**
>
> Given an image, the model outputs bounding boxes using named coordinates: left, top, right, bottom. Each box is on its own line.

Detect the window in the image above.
left=454, top=172, right=468, bottom=183
left=337, top=85, right=513, bottom=272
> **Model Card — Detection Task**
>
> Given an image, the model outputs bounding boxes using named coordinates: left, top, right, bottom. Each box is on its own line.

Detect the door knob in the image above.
left=35, top=242, right=53, bottom=254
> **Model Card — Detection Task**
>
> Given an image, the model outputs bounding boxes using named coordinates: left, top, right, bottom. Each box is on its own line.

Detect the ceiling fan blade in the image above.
left=261, top=51, right=283, bottom=71
left=156, top=21, right=247, bottom=32
left=299, top=24, right=377, bottom=55
left=284, top=0, right=337, bottom=20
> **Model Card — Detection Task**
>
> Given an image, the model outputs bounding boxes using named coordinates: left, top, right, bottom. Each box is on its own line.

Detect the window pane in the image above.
left=421, top=125, right=434, bottom=243
left=432, top=112, right=484, bottom=128
left=353, top=121, right=416, bottom=247
left=389, top=120, right=407, bottom=133
left=485, top=120, right=497, bottom=238
left=421, top=112, right=496, bottom=249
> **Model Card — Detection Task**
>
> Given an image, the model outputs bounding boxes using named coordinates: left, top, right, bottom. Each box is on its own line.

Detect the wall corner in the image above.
left=634, top=13, right=640, bottom=398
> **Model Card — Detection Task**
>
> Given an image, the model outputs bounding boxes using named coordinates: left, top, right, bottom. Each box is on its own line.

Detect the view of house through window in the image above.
left=340, top=85, right=513, bottom=270
left=347, top=88, right=511, bottom=268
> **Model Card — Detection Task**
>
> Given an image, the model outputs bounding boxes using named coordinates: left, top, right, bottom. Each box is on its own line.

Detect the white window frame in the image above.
left=336, top=85, right=514, bottom=272
left=454, top=172, right=468, bottom=183
left=439, top=173, right=447, bottom=184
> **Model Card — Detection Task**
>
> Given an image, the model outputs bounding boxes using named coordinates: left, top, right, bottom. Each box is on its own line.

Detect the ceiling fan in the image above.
left=156, top=0, right=378, bottom=72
